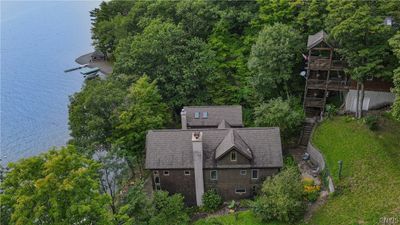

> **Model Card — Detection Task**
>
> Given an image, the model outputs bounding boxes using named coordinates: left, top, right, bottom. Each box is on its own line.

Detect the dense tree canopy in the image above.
left=0, top=145, right=113, bottom=225
left=113, top=20, right=215, bottom=110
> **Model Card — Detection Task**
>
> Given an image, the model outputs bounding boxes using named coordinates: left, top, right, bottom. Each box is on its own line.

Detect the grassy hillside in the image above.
left=309, top=116, right=400, bottom=224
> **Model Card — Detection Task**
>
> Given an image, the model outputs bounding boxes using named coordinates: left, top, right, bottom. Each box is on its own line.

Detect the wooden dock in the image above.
left=64, top=64, right=87, bottom=73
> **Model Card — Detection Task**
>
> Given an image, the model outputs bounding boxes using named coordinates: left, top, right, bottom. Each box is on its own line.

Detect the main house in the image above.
left=145, top=106, right=283, bottom=206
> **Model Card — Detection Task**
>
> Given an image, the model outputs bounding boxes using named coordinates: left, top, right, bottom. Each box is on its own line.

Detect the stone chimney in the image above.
left=181, top=109, right=187, bottom=130
left=192, top=131, right=204, bottom=206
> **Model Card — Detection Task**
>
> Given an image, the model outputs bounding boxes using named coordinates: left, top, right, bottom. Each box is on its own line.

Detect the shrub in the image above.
left=364, top=115, right=379, bottom=130
left=149, top=191, right=190, bottom=225
left=202, top=189, right=222, bottom=212
left=325, top=104, right=338, bottom=119
left=252, top=166, right=305, bottom=223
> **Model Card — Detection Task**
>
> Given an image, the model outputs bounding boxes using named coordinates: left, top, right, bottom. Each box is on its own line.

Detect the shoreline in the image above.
left=75, top=52, right=113, bottom=75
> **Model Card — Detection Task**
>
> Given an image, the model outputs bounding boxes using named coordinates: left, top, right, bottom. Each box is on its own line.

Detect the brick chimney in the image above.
left=181, top=109, right=187, bottom=130
left=192, top=131, right=204, bottom=206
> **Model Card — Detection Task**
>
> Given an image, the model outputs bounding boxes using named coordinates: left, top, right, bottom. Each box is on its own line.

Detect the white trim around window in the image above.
left=251, top=169, right=259, bottom=180
left=184, top=170, right=191, bottom=176
left=210, top=170, right=218, bottom=180
left=240, top=170, right=247, bottom=175
left=235, top=187, right=246, bottom=194
left=230, top=151, right=237, bottom=161
left=163, top=170, right=170, bottom=176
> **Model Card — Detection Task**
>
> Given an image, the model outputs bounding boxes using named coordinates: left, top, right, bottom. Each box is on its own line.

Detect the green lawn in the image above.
left=193, top=210, right=284, bottom=225
left=309, top=116, right=400, bottom=225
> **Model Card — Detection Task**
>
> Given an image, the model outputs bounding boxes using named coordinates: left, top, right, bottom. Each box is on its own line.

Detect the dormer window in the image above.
left=231, top=151, right=237, bottom=161
left=195, top=112, right=200, bottom=119
left=202, top=112, right=208, bottom=118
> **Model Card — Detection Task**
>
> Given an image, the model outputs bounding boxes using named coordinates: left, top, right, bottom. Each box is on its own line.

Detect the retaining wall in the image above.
left=307, top=142, right=326, bottom=171
left=307, top=126, right=335, bottom=193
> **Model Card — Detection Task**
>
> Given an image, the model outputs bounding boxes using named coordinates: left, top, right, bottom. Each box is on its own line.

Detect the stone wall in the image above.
left=307, top=125, right=335, bottom=193
left=307, top=142, right=326, bottom=171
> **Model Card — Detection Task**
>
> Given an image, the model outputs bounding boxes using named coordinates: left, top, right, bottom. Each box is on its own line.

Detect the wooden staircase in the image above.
left=299, top=119, right=316, bottom=146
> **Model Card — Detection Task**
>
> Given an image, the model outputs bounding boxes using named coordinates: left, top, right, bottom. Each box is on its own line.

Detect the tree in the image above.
left=0, top=146, right=113, bottom=225
left=114, top=76, right=171, bottom=174
left=90, top=0, right=135, bottom=57
left=295, top=0, right=328, bottom=34
left=255, top=0, right=299, bottom=28
left=116, top=182, right=152, bottom=225
left=68, top=78, right=125, bottom=156
left=254, top=98, right=304, bottom=143
left=113, top=20, right=215, bottom=111
left=205, top=1, right=259, bottom=106
left=248, top=23, right=303, bottom=101
left=252, top=166, right=305, bottom=223
left=389, top=31, right=400, bottom=121
left=326, top=1, right=396, bottom=118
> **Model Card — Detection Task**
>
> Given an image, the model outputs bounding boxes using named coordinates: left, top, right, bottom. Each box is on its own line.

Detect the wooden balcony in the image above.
left=307, top=79, right=350, bottom=90
left=307, top=57, right=345, bottom=70
left=304, top=97, right=325, bottom=108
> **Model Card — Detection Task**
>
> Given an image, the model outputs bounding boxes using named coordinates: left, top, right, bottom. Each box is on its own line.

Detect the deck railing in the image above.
left=307, top=79, right=350, bottom=90
left=308, top=57, right=345, bottom=70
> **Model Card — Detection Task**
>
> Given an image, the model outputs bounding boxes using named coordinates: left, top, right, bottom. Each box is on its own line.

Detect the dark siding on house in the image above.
left=151, top=169, right=196, bottom=205
left=203, top=168, right=279, bottom=201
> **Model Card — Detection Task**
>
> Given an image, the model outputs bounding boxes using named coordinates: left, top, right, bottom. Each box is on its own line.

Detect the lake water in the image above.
left=1, top=1, right=100, bottom=165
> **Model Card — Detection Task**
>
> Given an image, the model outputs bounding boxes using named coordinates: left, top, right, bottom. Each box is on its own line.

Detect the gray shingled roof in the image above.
left=145, top=128, right=283, bottom=169
left=215, top=129, right=252, bottom=159
left=183, top=106, right=243, bottom=127
left=307, top=30, right=330, bottom=49
left=217, top=120, right=231, bottom=129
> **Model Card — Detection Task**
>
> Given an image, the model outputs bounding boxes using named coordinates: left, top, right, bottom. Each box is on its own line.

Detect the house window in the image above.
left=153, top=171, right=159, bottom=175
left=156, top=184, right=161, bottom=191
left=210, top=170, right=218, bottom=180
left=251, top=169, right=259, bottom=179
left=195, top=112, right=200, bottom=119
left=202, top=112, right=208, bottom=118
left=231, top=151, right=237, bottom=161
left=184, top=170, right=191, bottom=176
left=235, top=187, right=246, bottom=194
left=163, top=170, right=170, bottom=176
left=240, top=170, right=247, bottom=176
left=154, top=176, right=160, bottom=184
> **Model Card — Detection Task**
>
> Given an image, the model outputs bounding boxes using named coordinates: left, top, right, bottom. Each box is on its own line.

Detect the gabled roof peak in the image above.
left=307, top=30, right=331, bottom=49
left=215, top=129, right=252, bottom=160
